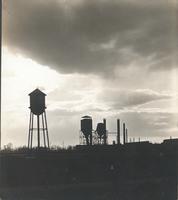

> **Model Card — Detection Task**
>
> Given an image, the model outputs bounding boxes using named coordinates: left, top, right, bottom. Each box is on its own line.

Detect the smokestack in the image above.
left=125, top=128, right=128, bottom=143
left=90, top=119, right=93, bottom=146
left=117, top=119, right=120, bottom=145
left=103, top=118, right=107, bottom=145
left=123, top=123, right=126, bottom=145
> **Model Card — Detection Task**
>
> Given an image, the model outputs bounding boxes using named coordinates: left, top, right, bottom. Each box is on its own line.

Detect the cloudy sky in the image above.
left=2, top=0, right=178, bottom=147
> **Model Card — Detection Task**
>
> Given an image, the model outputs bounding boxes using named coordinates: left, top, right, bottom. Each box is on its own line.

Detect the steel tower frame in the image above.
left=28, top=111, right=49, bottom=149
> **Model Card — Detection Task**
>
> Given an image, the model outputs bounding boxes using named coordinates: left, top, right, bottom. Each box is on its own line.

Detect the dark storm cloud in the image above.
left=97, top=89, right=172, bottom=109
left=3, top=0, right=178, bottom=75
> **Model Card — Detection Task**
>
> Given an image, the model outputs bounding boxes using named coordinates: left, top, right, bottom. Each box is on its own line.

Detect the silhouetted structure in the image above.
left=117, top=119, right=120, bottom=145
left=96, top=123, right=105, bottom=143
left=80, top=118, right=126, bottom=145
left=123, top=123, right=126, bottom=144
left=28, top=89, right=49, bottom=149
left=95, top=119, right=108, bottom=145
left=103, top=119, right=107, bottom=145
left=81, top=116, right=92, bottom=145
left=125, top=128, right=128, bottom=143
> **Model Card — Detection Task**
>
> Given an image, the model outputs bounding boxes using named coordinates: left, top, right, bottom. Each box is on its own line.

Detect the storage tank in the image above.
left=96, top=120, right=107, bottom=145
left=29, top=88, right=46, bottom=115
left=81, top=116, right=92, bottom=145
left=96, top=123, right=105, bottom=137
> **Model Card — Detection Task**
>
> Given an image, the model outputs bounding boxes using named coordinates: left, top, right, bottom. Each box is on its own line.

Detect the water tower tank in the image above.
left=96, top=123, right=105, bottom=137
left=81, top=116, right=92, bottom=136
left=29, top=88, right=46, bottom=115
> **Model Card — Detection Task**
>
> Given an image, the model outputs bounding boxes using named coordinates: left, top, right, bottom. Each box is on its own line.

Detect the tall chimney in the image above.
left=125, top=128, right=128, bottom=143
left=117, top=119, right=120, bottom=145
left=123, top=123, right=126, bottom=145
left=103, top=118, right=107, bottom=145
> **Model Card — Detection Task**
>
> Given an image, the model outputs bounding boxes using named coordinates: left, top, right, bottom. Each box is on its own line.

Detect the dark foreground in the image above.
left=0, top=140, right=178, bottom=199
left=0, top=182, right=111, bottom=200
left=0, top=178, right=176, bottom=200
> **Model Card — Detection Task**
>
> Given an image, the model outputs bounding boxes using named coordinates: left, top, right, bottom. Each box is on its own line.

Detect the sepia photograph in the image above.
left=0, top=0, right=178, bottom=199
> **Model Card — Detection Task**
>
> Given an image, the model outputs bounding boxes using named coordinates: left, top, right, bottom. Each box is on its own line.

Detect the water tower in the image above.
left=81, top=116, right=93, bottom=145
left=28, top=89, right=50, bottom=149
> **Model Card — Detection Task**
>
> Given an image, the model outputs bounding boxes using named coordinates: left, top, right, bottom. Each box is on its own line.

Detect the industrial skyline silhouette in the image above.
left=1, top=0, right=178, bottom=199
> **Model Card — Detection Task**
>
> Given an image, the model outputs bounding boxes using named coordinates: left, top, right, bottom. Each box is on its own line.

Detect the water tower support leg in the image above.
left=86, top=136, right=89, bottom=145
left=90, top=133, right=92, bottom=145
left=37, top=115, right=40, bottom=148
left=30, top=114, right=34, bottom=148
left=28, top=111, right=32, bottom=148
left=42, top=113, right=46, bottom=148
left=44, top=111, right=50, bottom=148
